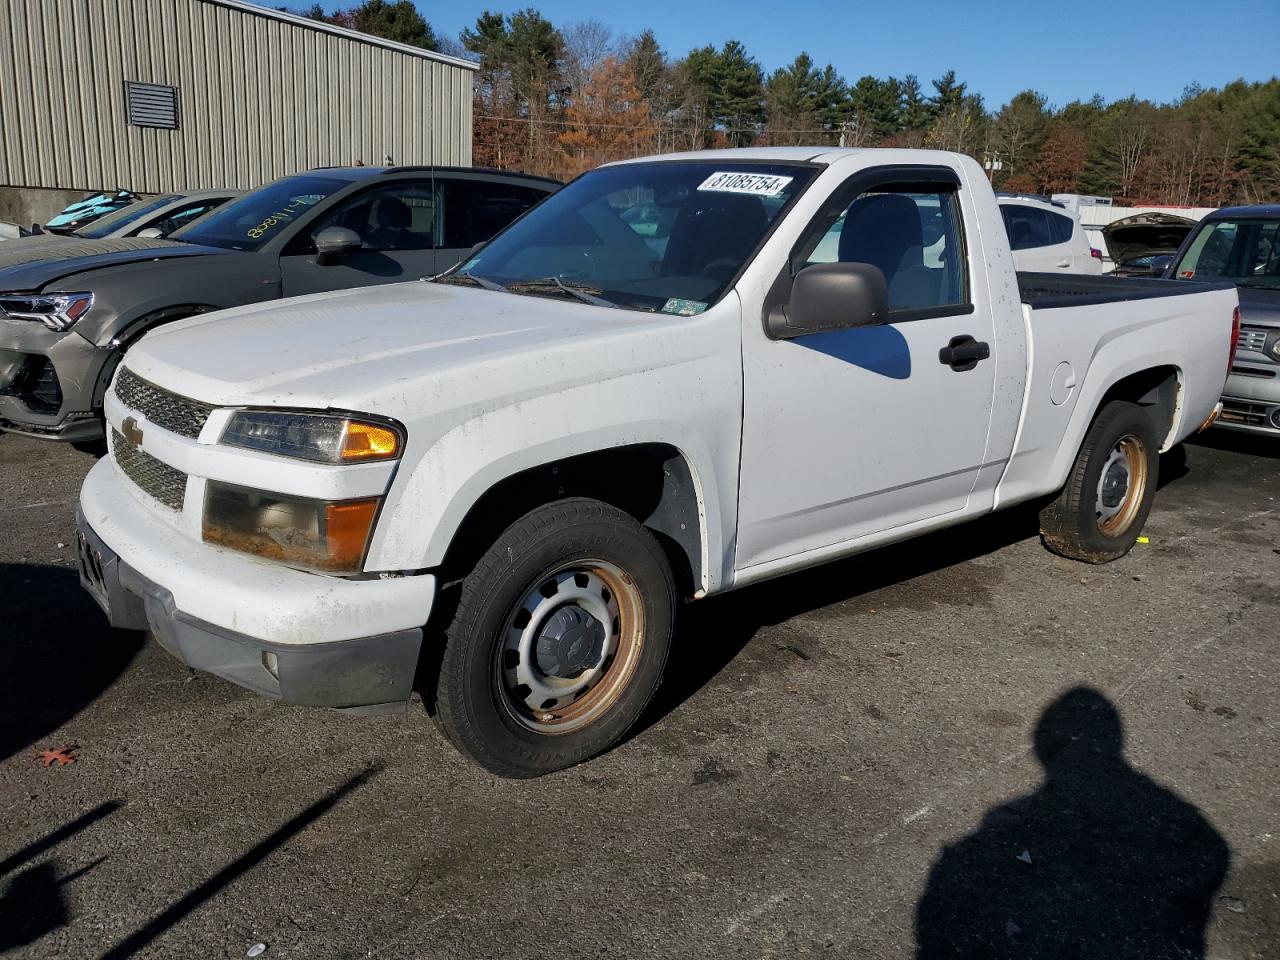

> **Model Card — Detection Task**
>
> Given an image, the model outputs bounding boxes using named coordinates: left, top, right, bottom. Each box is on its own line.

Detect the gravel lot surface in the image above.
left=1, top=429, right=1277, bottom=959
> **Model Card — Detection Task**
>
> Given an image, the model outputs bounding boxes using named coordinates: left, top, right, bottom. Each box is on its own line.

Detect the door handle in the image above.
left=1056, top=259, right=1071, bottom=268
left=939, top=335, right=990, bottom=372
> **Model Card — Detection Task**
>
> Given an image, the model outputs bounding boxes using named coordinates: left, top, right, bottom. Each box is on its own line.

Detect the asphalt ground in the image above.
left=0, top=428, right=1277, bottom=959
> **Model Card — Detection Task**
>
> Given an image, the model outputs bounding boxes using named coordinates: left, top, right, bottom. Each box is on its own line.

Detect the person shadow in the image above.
left=915, top=687, right=1230, bottom=959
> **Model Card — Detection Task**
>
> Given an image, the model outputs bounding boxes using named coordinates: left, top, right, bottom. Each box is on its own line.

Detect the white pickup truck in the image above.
left=76, top=148, right=1239, bottom=777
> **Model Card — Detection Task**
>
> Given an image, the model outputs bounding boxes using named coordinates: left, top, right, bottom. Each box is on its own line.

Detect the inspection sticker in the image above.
left=661, top=298, right=708, bottom=316
left=697, top=171, right=793, bottom=197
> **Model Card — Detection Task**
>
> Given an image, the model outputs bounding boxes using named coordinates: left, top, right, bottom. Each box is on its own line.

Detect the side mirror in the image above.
left=315, top=226, right=362, bottom=265
left=1148, top=254, right=1174, bottom=277
left=467, top=240, right=486, bottom=258
left=135, top=227, right=164, bottom=239
left=766, top=262, right=890, bottom=340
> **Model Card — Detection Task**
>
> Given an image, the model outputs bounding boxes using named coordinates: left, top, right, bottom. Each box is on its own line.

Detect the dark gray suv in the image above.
left=0, top=166, right=558, bottom=441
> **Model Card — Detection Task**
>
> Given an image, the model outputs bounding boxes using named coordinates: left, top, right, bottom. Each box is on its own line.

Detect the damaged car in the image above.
left=0, top=166, right=557, bottom=441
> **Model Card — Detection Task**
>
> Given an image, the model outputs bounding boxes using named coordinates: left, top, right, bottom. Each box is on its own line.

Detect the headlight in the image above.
left=1267, top=334, right=1280, bottom=362
left=221, top=410, right=402, bottom=463
left=203, top=481, right=380, bottom=574
left=0, top=292, right=94, bottom=331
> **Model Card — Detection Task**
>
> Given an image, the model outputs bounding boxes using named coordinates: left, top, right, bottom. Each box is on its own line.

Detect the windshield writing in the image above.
left=174, top=176, right=345, bottom=252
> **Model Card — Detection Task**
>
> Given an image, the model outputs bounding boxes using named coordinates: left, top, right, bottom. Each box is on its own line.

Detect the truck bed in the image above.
left=1018, top=272, right=1235, bottom=309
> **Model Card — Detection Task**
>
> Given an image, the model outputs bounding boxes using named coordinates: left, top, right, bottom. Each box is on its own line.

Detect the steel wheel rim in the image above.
left=495, top=559, right=644, bottom=735
left=1095, top=435, right=1148, bottom=536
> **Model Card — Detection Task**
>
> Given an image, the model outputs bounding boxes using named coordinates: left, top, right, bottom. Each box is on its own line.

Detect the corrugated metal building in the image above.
left=0, top=0, right=476, bottom=224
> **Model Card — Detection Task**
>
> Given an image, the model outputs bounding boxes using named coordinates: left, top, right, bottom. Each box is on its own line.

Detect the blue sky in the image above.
left=312, top=0, right=1280, bottom=109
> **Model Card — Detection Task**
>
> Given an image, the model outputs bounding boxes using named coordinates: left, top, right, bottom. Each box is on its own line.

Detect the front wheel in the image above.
left=434, top=498, right=675, bottom=777
left=1040, top=400, right=1160, bottom=563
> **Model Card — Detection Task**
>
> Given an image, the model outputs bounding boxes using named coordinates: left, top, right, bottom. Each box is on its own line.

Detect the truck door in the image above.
left=736, top=166, right=1000, bottom=571
left=278, top=180, right=439, bottom=297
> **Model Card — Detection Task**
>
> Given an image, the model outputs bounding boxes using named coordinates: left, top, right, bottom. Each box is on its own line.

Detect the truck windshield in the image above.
left=173, top=175, right=346, bottom=252
left=1174, top=219, right=1280, bottom=288
left=443, top=161, right=816, bottom=313
left=74, top=195, right=180, bottom=238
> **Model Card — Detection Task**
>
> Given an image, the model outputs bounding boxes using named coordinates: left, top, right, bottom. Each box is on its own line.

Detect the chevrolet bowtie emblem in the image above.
left=121, top=416, right=144, bottom=448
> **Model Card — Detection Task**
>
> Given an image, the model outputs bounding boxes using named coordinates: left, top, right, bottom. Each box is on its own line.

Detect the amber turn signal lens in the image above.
left=341, top=421, right=400, bottom=461
left=323, top=498, right=381, bottom=570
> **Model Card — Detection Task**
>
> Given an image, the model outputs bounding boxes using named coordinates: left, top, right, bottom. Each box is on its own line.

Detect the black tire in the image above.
left=1040, top=400, right=1160, bottom=563
left=434, top=498, right=675, bottom=777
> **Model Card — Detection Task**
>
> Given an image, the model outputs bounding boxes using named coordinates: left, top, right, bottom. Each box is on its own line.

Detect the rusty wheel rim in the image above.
left=1095, top=435, right=1148, bottom=537
left=496, top=560, right=644, bottom=735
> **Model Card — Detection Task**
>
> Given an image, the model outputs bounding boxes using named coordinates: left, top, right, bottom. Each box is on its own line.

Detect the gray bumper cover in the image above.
left=76, top=510, right=422, bottom=713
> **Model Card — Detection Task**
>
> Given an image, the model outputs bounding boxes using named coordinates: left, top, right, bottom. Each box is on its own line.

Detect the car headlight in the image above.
left=0, top=292, right=94, bottom=331
left=203, top=481, right=380, bottom=574
left=1267, top=334, right=1280, bottom=362
left=220, top=410, right=402, bottom=463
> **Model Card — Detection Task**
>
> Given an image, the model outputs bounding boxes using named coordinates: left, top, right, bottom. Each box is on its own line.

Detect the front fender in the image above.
left=365, top=360, right=743, bottom=595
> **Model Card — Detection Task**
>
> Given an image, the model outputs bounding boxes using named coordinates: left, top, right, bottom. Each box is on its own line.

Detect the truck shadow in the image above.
left=643, top=501, right=1045, bottom=735
left=643, top=442, right=1192, bottom=736
left=1188, top=430, right=1280, bottom=460
left=0, top=563, right=142, bottom=762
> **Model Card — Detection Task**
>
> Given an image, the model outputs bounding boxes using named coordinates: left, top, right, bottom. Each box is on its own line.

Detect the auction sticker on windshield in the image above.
left=698, top=171, right=793, bottom=197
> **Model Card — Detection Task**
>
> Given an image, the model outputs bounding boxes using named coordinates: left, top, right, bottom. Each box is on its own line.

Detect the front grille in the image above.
left=1219, top=399, right=1273, bottom=428
left=112, top=428, right=188, bottom=510
left=114, top=366, right=214, bottom=439
left=1237, top=326, right=1269, bottom=354
left=1231, top=365, right=1276, bottom=379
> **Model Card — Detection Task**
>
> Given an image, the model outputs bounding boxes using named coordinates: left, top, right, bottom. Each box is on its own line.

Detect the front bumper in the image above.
left=1216, top=367, right=1280, bottom=436
left=0, top=320, right=112, bottom=440
left=77, top=458, right=436, bottom=712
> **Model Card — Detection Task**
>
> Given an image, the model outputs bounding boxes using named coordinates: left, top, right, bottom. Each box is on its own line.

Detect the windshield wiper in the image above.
left=433, top=271, right=508, bottom=292
left=507, top=276, right=617, bottom=308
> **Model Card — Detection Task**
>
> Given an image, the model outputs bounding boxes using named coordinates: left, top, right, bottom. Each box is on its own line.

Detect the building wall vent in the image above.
left=125, top=81, right=179, bottom=129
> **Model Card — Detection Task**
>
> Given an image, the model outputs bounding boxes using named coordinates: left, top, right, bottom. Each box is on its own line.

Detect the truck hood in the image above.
left=0, top=236, right=221, bottom=291
left=126, top=281, right=678, bottom=413
left=1238, top=285, right=1280, bottom=329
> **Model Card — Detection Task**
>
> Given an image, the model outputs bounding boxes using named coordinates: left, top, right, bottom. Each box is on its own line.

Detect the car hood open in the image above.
left=1103, top=213, right=1197, bottom=266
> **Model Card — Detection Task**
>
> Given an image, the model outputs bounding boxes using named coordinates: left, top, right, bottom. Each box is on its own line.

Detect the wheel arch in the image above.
left=436, top=443, right=707, bottom=600
left=1094, top=364, right=1183, bottom=450
left=89, top=304, right=220, bottom=410
left=1046, top=361, right=1184, bottom=495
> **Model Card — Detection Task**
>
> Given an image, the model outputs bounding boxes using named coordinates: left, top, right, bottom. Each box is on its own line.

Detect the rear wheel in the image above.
left=1040, top=400, right=1160, bottom=563
left=434, top=498, right=675, bottom=777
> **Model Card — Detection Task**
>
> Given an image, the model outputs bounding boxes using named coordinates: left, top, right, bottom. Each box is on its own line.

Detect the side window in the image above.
left=1047, top=212, right=1076, bottom=245
left=1003, top=206, right=1053, bottom=250
left=440, top=180, right=548, bottom=249
left=309, top=181, right=438, bottom=252
left=807, top=187, right=967, bottom=312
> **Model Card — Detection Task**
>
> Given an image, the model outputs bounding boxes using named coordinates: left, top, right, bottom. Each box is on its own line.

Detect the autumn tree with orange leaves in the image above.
left=555, top=57, right=656, bottom=178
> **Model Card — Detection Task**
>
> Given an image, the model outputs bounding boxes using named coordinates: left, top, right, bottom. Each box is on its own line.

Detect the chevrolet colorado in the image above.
left=76, top=148, right=1238, bottom=777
